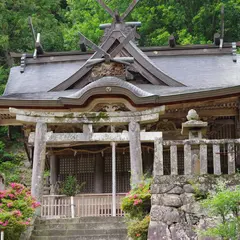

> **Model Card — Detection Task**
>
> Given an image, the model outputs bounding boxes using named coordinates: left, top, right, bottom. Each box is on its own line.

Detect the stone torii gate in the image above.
left=10, top=106, right=164, bottom=216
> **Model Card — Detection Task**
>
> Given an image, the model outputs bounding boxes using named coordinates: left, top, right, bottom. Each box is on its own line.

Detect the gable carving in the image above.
left=92, top=103, right=130, bottom=112
left=91, top=62, right=125, bottom=79
left=147, top=120, right=177, bottom=132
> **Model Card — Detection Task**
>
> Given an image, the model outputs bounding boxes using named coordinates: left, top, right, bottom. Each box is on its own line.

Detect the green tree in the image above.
left=60, top=175, right=85, bottom=196
left=63, top=0, right=240, bottom=48
left=0, top=67, right=9, bottom=95
left=200, top=182, right=240, bottom=239
left=1, top=0, right=240, bottom=59
left=0, top=0, right=65, bottom=66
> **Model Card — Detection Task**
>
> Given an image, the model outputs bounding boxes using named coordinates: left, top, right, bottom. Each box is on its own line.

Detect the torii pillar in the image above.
left=31, top=122, right=47, bottom=202
left=129, top=119, right=143, bottom=186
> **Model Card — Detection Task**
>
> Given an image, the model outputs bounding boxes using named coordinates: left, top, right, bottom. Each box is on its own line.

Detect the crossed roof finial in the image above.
left=78, top=0, right=141, bottom=57
left=96, top=0, right=140, bottom=23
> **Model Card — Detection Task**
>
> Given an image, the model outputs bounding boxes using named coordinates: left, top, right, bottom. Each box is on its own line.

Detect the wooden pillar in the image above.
left=31, top=122, right=47, bottom=202
left=128, top=120, right=143, bottom=186
left=94, top=153, right=104, bottom=193
left=50, top=154, right=58, bottom=194
left=111, top=142, right=116, bottom=217
left=235, top=98, right=240, bottom=168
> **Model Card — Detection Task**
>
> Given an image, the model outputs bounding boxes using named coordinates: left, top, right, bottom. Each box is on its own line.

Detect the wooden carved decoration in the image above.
left=207, top=117, right=235, bottom=139
left=147, top=120, right=177, bottom=132
left=54, top=125, right=82, bottom=133
left=93, top=103, right=130, bottom=112
left=96, top=125, right=127, bottom=133
left=91, top=62, right=125, bottom=79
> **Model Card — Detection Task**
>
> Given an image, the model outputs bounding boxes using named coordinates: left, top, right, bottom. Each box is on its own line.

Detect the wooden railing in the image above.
left=161, top=139, right=239, bottom=175
left=41, top=195, right=70, bottom=218
left=41, top=193, right=125, bottom=219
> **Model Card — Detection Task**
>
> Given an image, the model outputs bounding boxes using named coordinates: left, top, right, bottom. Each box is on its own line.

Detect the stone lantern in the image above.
left=181, top=109, right=208, bottom=174
left=181, top=109, right=208, bottom=139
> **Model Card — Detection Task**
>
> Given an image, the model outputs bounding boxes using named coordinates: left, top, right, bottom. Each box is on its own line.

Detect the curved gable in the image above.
left=60, top=76, right=157, bottom=105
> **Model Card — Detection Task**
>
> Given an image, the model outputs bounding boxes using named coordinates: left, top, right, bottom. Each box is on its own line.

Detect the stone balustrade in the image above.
left=154, top=138, right=239, bottom=176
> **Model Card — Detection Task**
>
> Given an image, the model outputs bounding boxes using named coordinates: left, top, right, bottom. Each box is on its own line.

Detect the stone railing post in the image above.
left=153, top=138, right=163, bottom=176
left=170, top=144, right=178, bottom=175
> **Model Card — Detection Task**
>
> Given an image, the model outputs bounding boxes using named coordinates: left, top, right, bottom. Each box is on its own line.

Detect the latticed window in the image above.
left=59, top=153, right=95, bottom=193
left=57, top=147, right=155, bottom=193
left=103, top=151, right=131, bottom=193
left=58, top=151, right=131, bottom=193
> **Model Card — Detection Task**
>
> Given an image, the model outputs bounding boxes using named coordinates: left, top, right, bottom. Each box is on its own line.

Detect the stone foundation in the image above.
left=148, top=175, right=240, bottom=240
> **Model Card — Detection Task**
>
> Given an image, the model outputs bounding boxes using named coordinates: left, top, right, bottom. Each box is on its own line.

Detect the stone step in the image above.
left=31, top=234, right=128, bottom=240
left=34, top=222, right=126, bottom=230
left=32, top=217, right=128, bottom=240
left=35, top=217, right=124, bottom=225
left=32, top=228, right=127, bottom=236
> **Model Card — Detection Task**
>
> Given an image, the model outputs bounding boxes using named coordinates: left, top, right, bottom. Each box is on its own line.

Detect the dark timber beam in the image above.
left=96, top=0, right=115, bottom=19
left=121, top=0, right=141, bottom=21
left=33, top=33, right=44, bottom=59
left=96, top=0, right=140, bottom=22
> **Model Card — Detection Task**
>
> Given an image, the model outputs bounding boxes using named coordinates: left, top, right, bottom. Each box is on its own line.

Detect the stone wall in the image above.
left=148, top=175, right=240, bottom=240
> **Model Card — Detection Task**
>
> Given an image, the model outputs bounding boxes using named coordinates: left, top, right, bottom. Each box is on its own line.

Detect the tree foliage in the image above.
left=64, top=0, right=240, bottom=48
left=59, top=175, right=85, bottom=196
left=0, top=0, right=239, bottom=56
left=200, top=181, right=240, bottom=239
left=0, top=0, right=65, bottom=66
left=0, top=0, right=239, bottom=76
left=0, top=67, right=9, bottom=95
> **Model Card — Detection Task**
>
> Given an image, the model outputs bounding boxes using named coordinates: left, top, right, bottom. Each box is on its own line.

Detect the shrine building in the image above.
left=0, top=0, right=240, bottom=218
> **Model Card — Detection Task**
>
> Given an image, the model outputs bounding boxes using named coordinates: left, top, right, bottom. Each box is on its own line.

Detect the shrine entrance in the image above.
left=57, top=148, right=132, bottom=194
left=10, top=106, right=164, bottom=217
left=54, top=144, right=153, bottom=194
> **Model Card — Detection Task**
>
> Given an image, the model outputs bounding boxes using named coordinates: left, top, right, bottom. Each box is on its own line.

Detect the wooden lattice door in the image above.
left=103, top=151, right=131, bottom=193
left=58, top=153, right=95, bottom=193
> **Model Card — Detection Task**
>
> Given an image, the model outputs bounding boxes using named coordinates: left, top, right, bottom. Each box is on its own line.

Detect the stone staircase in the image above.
left=30, top=217, right=128, bottom=240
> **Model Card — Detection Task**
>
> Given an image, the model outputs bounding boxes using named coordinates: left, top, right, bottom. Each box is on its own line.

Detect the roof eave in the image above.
left=0, top=85, right=240, bottom=108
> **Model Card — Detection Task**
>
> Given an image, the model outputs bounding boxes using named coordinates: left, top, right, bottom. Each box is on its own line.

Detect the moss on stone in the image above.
left=186, top=174, right=240, bottom=201
left=53, top=112, right=109, bottom=123
left=54, top=113, right=74, bottom=119
left=87, top=112, right=109, bottom=122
